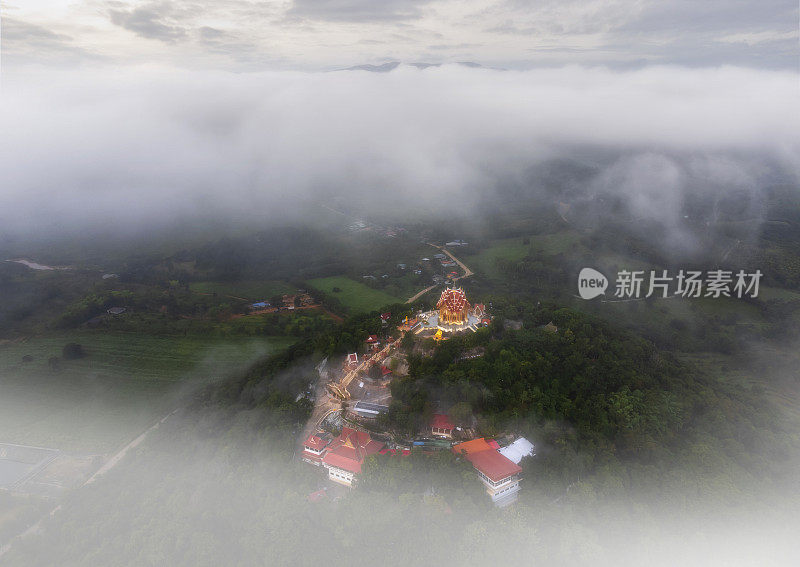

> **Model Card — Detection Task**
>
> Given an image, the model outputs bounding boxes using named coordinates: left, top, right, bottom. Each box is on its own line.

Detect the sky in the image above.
left=2, top=0, right=798, bottom=70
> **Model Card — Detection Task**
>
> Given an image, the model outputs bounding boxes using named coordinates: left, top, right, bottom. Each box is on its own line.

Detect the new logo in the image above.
left=578, top=268, right=608, bottom=300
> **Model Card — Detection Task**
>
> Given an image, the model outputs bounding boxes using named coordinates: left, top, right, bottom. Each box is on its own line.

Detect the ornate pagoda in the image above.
left=437, top=287, right=471, bottom=325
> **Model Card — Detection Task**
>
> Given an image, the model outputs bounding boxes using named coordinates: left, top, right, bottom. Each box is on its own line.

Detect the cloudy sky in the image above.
left=2, top=0, right=798, bottom=70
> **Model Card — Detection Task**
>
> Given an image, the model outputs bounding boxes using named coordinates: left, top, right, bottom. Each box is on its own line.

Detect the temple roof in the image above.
left=437, top=288, right=470, bottom=312
left=322, top=427, right=384, bottom=474
left=303, top=433, right=331, bottom=452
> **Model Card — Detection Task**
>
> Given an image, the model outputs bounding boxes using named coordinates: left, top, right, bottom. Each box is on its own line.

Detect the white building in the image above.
left=499, top=437, right=535, bottom=464
left=453, top=438, right=523, bottom=507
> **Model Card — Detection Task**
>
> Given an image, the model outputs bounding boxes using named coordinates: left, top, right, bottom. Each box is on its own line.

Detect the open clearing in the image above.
left=308, top=276, right=398, bottom=314
left=469, top=231, right=586, bottom=279
left=189, top=280, right=295, bottom=300
left=468, top=238, right=533, bottom=280
left=0, top=332, right=295, bottom=452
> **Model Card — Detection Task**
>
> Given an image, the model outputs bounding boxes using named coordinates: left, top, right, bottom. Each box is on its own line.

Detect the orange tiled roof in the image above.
left=452, top=437, right=522, bottom=482
left=451, top=437, right=492, bottom=456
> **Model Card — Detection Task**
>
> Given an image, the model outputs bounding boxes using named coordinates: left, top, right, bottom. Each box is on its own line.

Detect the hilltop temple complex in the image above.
left=414, top=287, right=488, bottom=336
left=437, top=287, right=471, bottom=325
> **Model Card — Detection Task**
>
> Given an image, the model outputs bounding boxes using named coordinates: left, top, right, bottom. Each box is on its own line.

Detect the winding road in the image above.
left=405, top=244, right=473, bottom=304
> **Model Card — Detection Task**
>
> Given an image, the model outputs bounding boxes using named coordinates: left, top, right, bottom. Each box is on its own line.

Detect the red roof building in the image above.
left=467, top=449, right=522, bottom=483
left=307, top=488, right=328, bottom=503
left=322, top=427, right=384, bottom=486
left=452, top=438, right=523, bottom=506
left=301, top=433, right=332, bottom=466
left=380, top=365, right=393, bottom=377
left=366, top=335, right=380, bottom=345
left=431, top=413, right=455, bottom=438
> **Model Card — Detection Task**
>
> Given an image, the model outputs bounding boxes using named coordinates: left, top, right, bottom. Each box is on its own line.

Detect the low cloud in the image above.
left=288, top=0, right=433, bottom=22
left=108, top=2, right=188, bottom=43
left=0, top=17, right=98, bottom=66
left=0, top=64, right=796, bottom=237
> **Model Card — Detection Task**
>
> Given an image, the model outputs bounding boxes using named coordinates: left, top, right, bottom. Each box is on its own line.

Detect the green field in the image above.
left=378, top=273, right=430, bottom=301
left=308, top=276, right=398, bottom=313
left=528, top=230, right=584, bottom=255
left=469, top=238, right=534, bottom=279
left=0, top=332, right=295, bottom=452
left=189, top=280, right=295, bottom=301
left=470, top=231, right=588, bottom=279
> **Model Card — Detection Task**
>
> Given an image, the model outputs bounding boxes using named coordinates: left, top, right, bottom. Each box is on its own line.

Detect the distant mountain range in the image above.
left=340, top=61, right=493, bottom=72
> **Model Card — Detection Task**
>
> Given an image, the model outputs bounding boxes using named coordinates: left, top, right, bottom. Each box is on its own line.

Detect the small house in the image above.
left=431, top=413, right=454, bottom=438
left=301, top=433, right=332, bottom=466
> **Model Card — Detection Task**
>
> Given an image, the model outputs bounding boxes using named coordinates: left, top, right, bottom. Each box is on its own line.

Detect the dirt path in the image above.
left=435, top=245, right=474, bottom=280
left=299, top=360, right=340, bottom=448
left=405, top=244, right=473, bottom=304
left=84, top=409, right=177, bottom=485
left=406, top=284, right=437, bottom=304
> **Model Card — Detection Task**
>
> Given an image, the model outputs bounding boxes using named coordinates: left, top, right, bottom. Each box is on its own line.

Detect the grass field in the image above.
left=468, top=238, right=534, bottom=280
left=189, top=280, right=295, bottom=301
left=469, top=231, right=583, bottom=278
left=528, top=230, right=585, bottom=255
left=308, top=276, right=399, bottom=313
left=379, top=273, right=430, bottom=301
left=0, top=332, right=295, bottom=452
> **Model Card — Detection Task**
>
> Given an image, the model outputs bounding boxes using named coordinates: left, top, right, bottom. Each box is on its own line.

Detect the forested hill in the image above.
left=3, top=303, right=797, bottom=566
left=389, top=303, right=796, bottom=499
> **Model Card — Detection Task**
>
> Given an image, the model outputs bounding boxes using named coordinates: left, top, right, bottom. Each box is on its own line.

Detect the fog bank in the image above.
left=0, top=64, right=797, bottom=235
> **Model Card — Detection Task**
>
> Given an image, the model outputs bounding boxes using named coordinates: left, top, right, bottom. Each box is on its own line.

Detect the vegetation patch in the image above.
left=308, top=276, right=398, bottom=314
left=0, top=332, right=295, bottom=451
left=188, top=280, right=295, bottom=301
